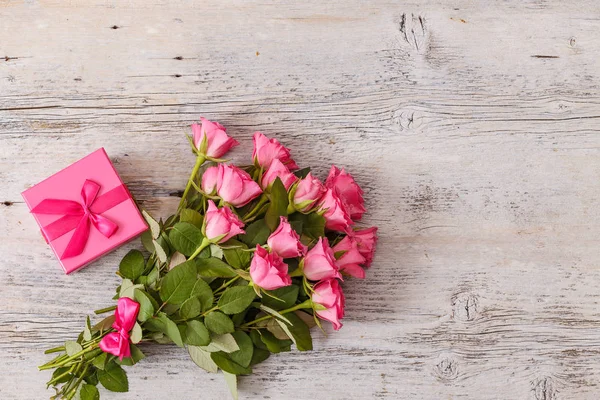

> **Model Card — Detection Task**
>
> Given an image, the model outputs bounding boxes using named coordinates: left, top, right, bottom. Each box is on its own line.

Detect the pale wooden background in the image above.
left=1, top=1, right=599, bottom=399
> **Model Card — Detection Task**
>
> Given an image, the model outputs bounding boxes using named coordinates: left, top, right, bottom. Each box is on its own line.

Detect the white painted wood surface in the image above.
left=1, top=1, right=600, bottom=399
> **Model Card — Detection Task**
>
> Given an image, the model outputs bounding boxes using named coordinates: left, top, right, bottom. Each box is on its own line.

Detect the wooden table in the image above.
left=2, top=1, right=599, bottom=399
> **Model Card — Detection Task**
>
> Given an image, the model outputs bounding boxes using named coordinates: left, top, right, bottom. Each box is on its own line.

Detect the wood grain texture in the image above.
left=1, top=0, right=600, bottom=399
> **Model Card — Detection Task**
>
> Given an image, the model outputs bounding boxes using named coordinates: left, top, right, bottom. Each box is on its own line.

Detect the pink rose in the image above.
left=350, top=227, right=378, bottom=267
left=333, top=236, right=367, bottom=279
left=204, top=200, right=245, bottom=243
left=250, top=245, right=292, bottom=290
left=318, top=188, right=352, bottom=232
left=261, top=159, right=297, bottom=190
left=312, top=279, right=345, bottom=331
left=192, top=117, right=239, bottom=158
left=267, top=216, right=307, bottom=258
left=302, top=237, right=341, bottom=281
left=325, top=165, right=366, bottom=220
left=201, top=166, right=219, bottom=194
left=252, top=132, right=299, bottom=170
left=202, top=164, right=262, bottom=207
left=292, top=172, right=326, bottom=212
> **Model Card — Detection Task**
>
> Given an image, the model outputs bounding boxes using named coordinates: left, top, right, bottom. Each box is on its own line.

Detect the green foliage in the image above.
left=169, top=222, right=205, bottom=256
left=205, top=311, right=235, bottom=334
left=119, top=250, right=145, bottom=280
left=159, top=260, right=197, bottom=305
left=98, top=362, right=129, bottom=392
left=265, top=178, right=289, bottom=231
left=218, top=286, right=256, bottom=315
left=196, top=257, right=237, bottom=278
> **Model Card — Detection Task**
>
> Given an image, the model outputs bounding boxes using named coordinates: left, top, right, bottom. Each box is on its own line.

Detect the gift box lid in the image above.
left=22, top=148, right=148, bottom=274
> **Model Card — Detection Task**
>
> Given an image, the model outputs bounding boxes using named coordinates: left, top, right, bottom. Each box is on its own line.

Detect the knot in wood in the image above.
left=434, top=355, right=458, bottom=381
left=533, top=377, right=556, bottom=400
left=451, top=292, right=478, bottom=322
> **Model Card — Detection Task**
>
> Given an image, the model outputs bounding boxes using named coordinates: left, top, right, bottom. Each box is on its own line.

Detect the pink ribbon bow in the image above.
left=99, top=297, right=140, bottom=360
left=30, top=179, right=129, bottom=259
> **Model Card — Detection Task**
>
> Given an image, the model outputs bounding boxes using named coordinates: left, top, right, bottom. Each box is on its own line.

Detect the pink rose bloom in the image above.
left=201, top=166, right=219, bottom=194
left=202, top=164, right=262, bottom=207
left=261, top=159, right=297, bottom=190
left=350, top=227, right=378, bottom=268
left=192, top=117, right=239, bottom=158
left=250, top=245, right=292, bottom=290
left=292, top=172, right=326, bottom=212
left=325, top=165, right=366, bottom=220
left=204, top=200, right=245, bottom=243
left=267, top=216, right=307, bottom=258
left=318, top=188, right=352, bottom=232
left=333, top=236, right=367, bottom=279
left=302, top=237, right=341, bottom=281
left=252, top=132, right=299, bottom=170
left=312, top=279, right=345, bottom=331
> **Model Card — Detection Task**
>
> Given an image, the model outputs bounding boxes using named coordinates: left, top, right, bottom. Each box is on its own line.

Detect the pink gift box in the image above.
left=22, top=148, right=148, bottom=274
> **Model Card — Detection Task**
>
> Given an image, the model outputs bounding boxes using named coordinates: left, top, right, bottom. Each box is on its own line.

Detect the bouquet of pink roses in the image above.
left=39, top=118, right=378, bottom=399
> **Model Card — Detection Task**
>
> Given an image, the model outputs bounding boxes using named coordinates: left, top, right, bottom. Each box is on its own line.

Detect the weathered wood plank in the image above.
left=2, top=1, right=600, bottom=399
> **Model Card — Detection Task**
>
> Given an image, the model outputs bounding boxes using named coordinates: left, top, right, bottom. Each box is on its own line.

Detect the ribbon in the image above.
left=30, top=179, right=129, bottom=259
left=99, top=298, right=140, bottom=360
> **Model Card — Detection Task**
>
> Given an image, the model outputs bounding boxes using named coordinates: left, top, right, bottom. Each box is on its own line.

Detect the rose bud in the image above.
left=261, top=159, right=297, bottom=190
left=267, top=216, right=307, bottom=258
left=325, top=165, right=366, bottom=220
left=204, top=200, right=245, bottom=243
left=250, top=245, right=292, bottom=290
left=252, top=132, right=299, bottom=170
left=302, top=237, right=341, bottom=281
left=192, top=117, right=239, bottom=159
left=216, top=164, right=263, bottom=207
left=318, top=188, right=352, bottom=232
left=333, top=236, right=367, bottom=279
left=312, top=279, right=345, bottom=331
left=292, top=172, right=326, bottom=212
left=201, top=166, right=219, bottom=195
left=350, top=227, right=378, bottom=268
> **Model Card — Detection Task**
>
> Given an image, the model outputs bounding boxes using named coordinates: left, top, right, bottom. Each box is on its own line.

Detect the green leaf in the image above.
left=83, top=316, right=92, bottom=341
left=180, top=297, right=201, bottom=319
left=184, top=320, right=211, bottom=346
left=259, top=330, right=292, bottom=353
left=153, top=239, right=168, bottom=263
left=230, top=331, right=253, bottom=368
left=141, top=230, right=155, bottom=253
left=98, top=362, right=128, bottom=393
left=265, top=177, right=289, bottom=231
left=218, top=286, right=256, bottom=315
left=209, top=244, right=224, bottom=259
left=196, top=257, right=237, bottom=278
left=201, top=333, right=239, bottom=353
left=261, top=285, right=299, bottom=310
left=119, top=278, right=144, bottom=300
left=130, top=322, right=143, bottom=344
left=169, top=222, right=205, bottom=256
left=300, top=212, right=325, bottom=240
left=205, top=311, right=234, bottom=334
left=249, top=330, right=267, bottom=350
left=239, top=219, right=270, bottom=246
left=159, top=260, right=197, bottom=305
left=293, top=167, right=311, bottom=179
left=92, top=352, right=107, bottom=370
left=223, top=371, right=238, bottom=400
left=188, top=346, right=218, bottom=373
left=250, top=348, right=270, bottom=366
left=51, top=367, right=71, bottom=385
left=210, top=352, right=252, bottom=375
left=222, top=240, right=251, bottom=269
left=147, top=312, right=185, bottom=347
left=142, top=210, right=161, bottom=239
left=260, top=305, right=291, bottom=325
left=65, top=340, right=82, bottom=356
left=79, top=384, right=100, bottom=400
left=119, top=250, right=145, bottom=280
left=191, top=279, right=214, bottom=312
left=133, top=289, right=156, bottom=323
left=117, top=345, right=145, bottom=366
left=180, top=208, right=204, bottom=229
left=277, top=312, right=313, bottom=351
